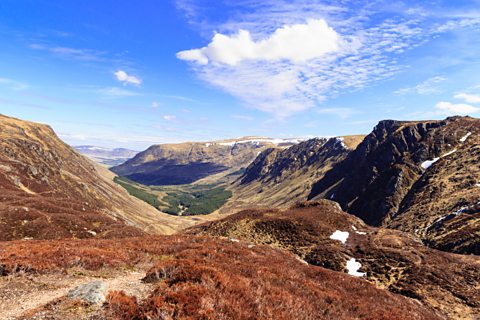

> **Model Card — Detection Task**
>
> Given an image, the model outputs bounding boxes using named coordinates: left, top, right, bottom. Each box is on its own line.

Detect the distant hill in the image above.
left=111, top=137, right=304, bottom=186
left=74, top=145, right=138, bottom=167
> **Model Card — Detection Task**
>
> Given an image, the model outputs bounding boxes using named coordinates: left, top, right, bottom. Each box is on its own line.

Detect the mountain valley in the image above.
left=0, top=113, right=479, bottom=319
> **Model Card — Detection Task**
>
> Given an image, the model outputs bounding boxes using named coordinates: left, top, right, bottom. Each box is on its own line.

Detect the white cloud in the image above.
left=454, top=92, right=480, bottom=104
left=177, top=19, right=341, bottom=66
left=152, top=101, right=161, bottom=108
left=98, top=87, right=138, bottom=97
left=114, top=70, right=142, bottom=86
left=435, top=101, right=480, bottom=115
left=176, top=0, right=480, bottom=119
left=163, top=115, right=177, bottom=121
left=394, top=76, right=447, bottom=95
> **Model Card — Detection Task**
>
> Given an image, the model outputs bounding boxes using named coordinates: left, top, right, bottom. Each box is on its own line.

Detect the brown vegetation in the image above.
left=188, top=200, right=480, bottom=319
left=0, top=235, right=441, bottom=319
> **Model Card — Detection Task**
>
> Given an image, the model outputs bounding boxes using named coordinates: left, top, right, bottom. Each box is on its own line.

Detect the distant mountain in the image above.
left=111, top=137, right=303, bottom=186
left=308, top=116, right=480, bottom=254
left=189, top=200, right=480, bottom=319
left=0, top=114, right=196, bottom=240
left=74, top=145, right=138, bottom=167
left=221, top=136, right=364, bottom=213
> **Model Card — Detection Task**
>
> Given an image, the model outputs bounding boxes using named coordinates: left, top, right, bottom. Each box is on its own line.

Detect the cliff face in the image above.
left=111, top=138, right=299, bottom=186
left=308, top=116, right=480, bottom=254
left=0, top=115, right=194, bottom=240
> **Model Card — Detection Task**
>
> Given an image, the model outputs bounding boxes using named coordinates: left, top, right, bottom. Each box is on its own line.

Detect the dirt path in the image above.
left=0, top=271, right=151, bottom=320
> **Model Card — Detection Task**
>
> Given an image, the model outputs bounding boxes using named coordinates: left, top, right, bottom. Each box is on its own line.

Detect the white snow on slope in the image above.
left=218, top=138, right=305, bottom=146
left=420, top=148, right=457, bottom=170
left=346, top=258, right=365, bottom=277
left=421, top=158, right=440, bottom=169
left=460, top=132, right=472, bottom=142
left=336, top=137, right=347, bottom=149
left=329, top=230, right=349, bottom=244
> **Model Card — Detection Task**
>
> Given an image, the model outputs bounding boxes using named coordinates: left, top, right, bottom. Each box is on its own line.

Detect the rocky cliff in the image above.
left=308, top=116, right=479, bottom=254
left=221, top=136, right=363, bottom=212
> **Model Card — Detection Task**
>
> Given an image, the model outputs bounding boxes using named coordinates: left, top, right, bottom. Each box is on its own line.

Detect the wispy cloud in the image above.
left=114, top=70, right=142, bottom=86
left=29, top=43, right=106, bottom=62
left=0, top=77, right=29, bottom=91
left=454, top=92, right=480, bottom=104
left=317, top=107, right=358, bottom=119
left=394, top=76, right=447, bottom=95
left=151, top=101, right=161, bottom=108
left=98, top=87, right=138, bottom=97
left=435, top=101, right=480, bottom=115
left=232, top=114, right=254, bottom=121
left=163, top=114, right=177, bottom=121
left=176, top=0, right=473, bottom=119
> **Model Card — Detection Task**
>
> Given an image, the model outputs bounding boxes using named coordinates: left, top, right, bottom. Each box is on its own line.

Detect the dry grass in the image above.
left=0, top=235, right=440, bottom=319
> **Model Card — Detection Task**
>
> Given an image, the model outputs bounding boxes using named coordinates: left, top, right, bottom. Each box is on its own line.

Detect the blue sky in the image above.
left=1, top=0, right=480, bottom=150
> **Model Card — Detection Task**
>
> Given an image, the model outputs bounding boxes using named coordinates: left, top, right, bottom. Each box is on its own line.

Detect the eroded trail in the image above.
left=0, top=271, right=152, bottom=320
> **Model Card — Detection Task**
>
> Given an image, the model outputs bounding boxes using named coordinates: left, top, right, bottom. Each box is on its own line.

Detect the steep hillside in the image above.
left=189, top=201, right=480, bottom=319
left=221, top=136, right=363, bottom=212
left=74, top=146, right=138, bottom=167
left=111, top=137, right=301, bottom=186
left=0, top=114, right=197, bottom=239
left=308, top=116, right=479, bottom=254
left=0, top=235, right=442, bottom=319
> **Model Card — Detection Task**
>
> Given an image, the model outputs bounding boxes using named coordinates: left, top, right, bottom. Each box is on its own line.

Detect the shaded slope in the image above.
left=189, top=200, right=480, bottom=319
left=308, top=116, right=479, bottom=254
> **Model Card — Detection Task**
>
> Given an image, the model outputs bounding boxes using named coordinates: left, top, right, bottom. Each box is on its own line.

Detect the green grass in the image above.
left=162, top=187, right=232, bottom=216
left=114, top=176, right=161, bottom=208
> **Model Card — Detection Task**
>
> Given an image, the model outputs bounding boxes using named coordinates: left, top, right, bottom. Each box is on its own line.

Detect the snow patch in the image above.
left=421, top=158, right=439, bottom=169
left=218, top=138, right=305, bottom=147
left=442, top=148, right=457, bottom=157
left=420, top=148, right=457, bottom=170
left=205, top=143, right=212, bottom=147
left=336, top=137, right=347, bottom=149
left=346, top=258, right=365, bottom=277
left=351, top=225, right=357, bottom=231
left=329, top=230, right=349, bottom=244
left=460, top=132, right=471, bottom=142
